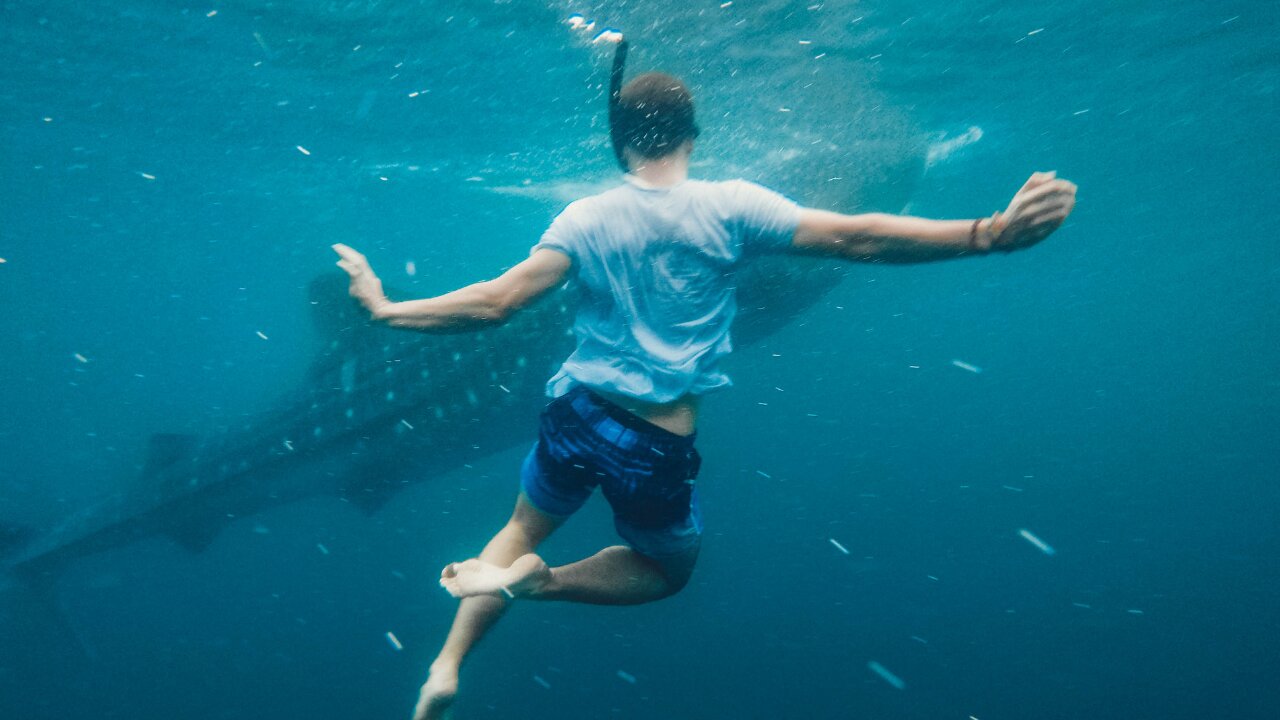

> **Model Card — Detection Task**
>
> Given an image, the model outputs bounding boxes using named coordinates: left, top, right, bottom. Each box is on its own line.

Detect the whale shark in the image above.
left=1, top=248, right=858, bottom=587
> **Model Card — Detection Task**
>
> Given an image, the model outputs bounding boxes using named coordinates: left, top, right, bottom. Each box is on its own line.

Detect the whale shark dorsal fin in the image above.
left=308, top=272, right=368, bottom=345
left=306, top=272, right=403, bottom=379
left=127, top=433, right=199, bottom=513
left=141, top=433, right=196, bottom=481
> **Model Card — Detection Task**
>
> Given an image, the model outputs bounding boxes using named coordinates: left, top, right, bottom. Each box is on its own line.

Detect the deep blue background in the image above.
left=1, top=1, right=1277, bottom=719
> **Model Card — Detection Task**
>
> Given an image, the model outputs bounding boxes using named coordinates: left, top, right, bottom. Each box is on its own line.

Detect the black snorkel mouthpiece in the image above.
left=608, top=38, right=630, bottom=171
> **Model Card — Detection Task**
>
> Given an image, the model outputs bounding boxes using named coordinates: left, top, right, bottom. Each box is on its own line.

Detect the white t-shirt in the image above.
left=533, top=176, right=801, bottom=403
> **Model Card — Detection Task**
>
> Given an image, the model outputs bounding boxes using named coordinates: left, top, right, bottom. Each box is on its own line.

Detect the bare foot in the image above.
left=439, top=553, right=551, bottom=599
left=413, top=662, right=458, bottom=720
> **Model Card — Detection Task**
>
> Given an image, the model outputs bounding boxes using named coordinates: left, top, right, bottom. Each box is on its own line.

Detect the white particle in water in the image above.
left=867, top=661, right=906, bottom=689
left=1018, top=528, right=1056, bottom=556
left=385, top=631, right=403, bottom=651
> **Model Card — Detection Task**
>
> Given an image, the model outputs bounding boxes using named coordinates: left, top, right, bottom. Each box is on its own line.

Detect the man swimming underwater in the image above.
left=334, top=42, right=1076, bottom=720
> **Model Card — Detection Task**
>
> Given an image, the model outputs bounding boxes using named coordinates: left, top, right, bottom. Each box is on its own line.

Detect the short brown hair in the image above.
left=614, top=72, right=700, bottom=160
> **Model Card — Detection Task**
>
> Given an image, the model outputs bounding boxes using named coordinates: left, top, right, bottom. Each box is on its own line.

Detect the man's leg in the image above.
left=414, top=493, right=563, bottom=720
left=440, top=541, right=699, bottom=606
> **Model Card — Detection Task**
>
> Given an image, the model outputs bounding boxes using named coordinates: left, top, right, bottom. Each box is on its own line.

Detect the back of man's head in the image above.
left=614, top=72, right=700, bottom=161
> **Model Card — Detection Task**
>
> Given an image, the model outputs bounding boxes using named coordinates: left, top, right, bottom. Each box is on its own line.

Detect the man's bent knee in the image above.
left=649, top=544, right=699, bottom=597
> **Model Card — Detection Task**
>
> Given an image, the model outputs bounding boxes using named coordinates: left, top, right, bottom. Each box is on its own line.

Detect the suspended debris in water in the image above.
left=1018, top=528, right=1056, bottom=555
left=73, top=353, right=89, bottom=363
left=616, top=670, right=636, bottom=684
left=951, top=359, right=982, bottom=374
left=256, top=331, right=269, bottom=340
left=867, top=661, right=906, bottom=689
left=829, top=538, right=850, bottom=555
left=316, top=543, right=329, bottom=555
left=296, top=145, right=311, bottom=156
left=533, top=675, right=551, bottom=689
left=385, top=631, right=403, bottom=651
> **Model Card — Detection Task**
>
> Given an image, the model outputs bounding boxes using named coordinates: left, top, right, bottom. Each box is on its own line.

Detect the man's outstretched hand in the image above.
left=989, top=171, right=1077, bottom=253
left=333, top=243, right=389, bottom=317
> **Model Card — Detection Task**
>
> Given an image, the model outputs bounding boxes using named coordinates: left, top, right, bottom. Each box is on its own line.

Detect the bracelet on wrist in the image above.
left=968, top=218, right=983, bottom=253
left=975, top=212, right=1007, bottom=252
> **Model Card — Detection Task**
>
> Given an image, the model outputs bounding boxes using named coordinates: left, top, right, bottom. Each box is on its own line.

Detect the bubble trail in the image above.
left=867, top=661, right=906, bottom=689
left=1018, top=528, right=1056, bottom=555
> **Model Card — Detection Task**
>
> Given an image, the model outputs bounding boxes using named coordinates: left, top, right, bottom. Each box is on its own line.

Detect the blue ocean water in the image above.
left=1, top=1, right=1277, bottom=718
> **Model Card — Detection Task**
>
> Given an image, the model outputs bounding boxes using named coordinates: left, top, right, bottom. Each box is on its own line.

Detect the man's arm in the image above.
left=792, top=172, right=1077, bottom=263
left=333, top=244, right=572, bottom=331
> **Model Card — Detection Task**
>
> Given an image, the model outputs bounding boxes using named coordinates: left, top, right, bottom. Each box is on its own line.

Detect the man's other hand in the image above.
left=993, top=171, right=1077, bottom=252
left=333, top=243, right=389, bottom=317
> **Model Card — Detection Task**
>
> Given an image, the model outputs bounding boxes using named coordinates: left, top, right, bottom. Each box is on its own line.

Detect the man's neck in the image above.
left=626, top=152, right=689, bottom=188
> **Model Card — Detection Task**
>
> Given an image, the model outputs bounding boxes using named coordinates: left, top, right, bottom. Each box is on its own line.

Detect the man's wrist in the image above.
left=972, top=212, right=1007, bottom=253
left=968, top=213, right=1001, bottom=254
left=369, top=297, right=393, bottom=320
left=986, top=212, right=1008, bottom=251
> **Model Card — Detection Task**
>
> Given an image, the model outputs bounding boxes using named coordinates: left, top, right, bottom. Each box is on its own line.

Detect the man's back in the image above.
left=535, top=177, right=800, bottom=403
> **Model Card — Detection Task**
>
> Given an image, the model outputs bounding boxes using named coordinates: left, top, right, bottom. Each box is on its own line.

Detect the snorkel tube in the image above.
left=608, top=39, right=630, bottom=171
